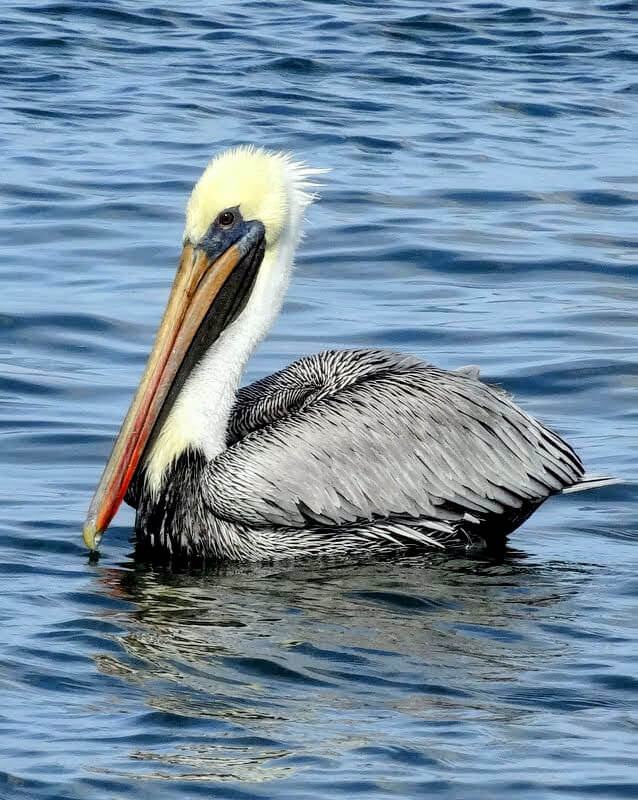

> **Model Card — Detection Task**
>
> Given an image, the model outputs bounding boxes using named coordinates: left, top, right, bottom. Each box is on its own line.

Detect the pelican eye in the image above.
left=218, top=210, right=236, bottom=228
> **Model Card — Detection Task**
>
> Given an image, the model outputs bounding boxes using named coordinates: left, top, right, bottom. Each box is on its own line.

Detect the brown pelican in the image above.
left=83, top=146, right=615, bottom=561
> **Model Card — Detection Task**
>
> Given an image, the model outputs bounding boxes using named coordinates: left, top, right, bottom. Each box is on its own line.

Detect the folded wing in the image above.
left=209, top=349, right=584, bottom=533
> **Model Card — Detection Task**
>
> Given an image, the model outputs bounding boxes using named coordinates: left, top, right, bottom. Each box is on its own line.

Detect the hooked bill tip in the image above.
left=82, top=521, right=102, bottom=552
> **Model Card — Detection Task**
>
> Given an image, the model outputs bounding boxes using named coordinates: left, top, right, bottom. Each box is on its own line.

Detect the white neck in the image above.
left=143, top=228, right=297, bottom=497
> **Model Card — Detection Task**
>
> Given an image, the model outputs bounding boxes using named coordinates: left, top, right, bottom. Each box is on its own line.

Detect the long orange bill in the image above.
left=83, top=221, right=265, bottom=551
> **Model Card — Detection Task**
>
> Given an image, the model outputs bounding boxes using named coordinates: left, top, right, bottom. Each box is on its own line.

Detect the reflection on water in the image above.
left=87, top=552, right=603, bottom=785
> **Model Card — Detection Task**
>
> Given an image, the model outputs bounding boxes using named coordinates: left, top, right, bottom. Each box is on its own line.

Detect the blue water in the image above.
left=1, top=1, right=638, bottom=797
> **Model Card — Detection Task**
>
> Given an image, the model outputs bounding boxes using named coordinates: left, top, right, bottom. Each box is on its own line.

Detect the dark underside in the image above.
left=124, top=449, right=545, bottom=566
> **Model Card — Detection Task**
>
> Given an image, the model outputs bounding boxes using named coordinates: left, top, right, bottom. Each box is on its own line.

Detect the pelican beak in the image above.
left=83, top=219, right=265, bottom=551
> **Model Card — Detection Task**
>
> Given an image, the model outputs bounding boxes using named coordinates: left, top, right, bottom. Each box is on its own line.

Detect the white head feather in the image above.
left=185, top=145, right=322, bottom=247
left=144, top=146, right=324, bottom=496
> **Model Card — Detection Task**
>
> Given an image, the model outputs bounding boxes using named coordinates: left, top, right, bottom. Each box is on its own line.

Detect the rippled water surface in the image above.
left=2, top=1, right=638, bottom=797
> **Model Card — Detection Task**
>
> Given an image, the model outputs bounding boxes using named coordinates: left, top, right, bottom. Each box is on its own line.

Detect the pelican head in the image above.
left=83, top=146, right=323, bottom=550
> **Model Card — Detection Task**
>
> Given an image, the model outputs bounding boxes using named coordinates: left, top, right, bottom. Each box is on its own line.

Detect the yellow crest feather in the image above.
left=185, top=145, right=324, bottom=247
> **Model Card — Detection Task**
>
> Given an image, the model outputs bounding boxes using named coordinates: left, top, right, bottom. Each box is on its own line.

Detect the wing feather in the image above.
left=208, top=350, right=584, bottom=532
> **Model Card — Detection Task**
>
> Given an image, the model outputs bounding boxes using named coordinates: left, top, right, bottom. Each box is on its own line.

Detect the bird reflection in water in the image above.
left=89, top=551, right=593, bottom=784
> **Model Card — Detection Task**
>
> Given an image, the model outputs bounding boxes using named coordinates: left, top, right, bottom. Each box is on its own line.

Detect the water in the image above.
left=1, top=1, right=637, bottom=797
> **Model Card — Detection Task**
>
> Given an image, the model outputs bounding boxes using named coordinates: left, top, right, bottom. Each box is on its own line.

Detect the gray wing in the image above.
left=211, top=349, right=584, bottom=532
left=227, top=365, right=322, bottom=445
left=226, top=353, right=486, bottom=444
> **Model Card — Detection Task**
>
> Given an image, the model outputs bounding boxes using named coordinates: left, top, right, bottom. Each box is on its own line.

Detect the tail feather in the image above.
left=561, top=473, right=620, bottom=494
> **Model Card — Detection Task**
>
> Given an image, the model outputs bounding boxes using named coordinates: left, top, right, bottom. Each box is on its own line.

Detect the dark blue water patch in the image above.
left=265, top=56, right=332, bottom=75
left=1, top=69, right=66, bottom=87
left=0, top=530, right=85, bottom=558
left=426, top=255, right=632, bottom=277
left=49, top=616, right=123, bottom=634
left=604, top=48, right=638, bottom=62
left=590, top=673, right=638, bottom=693
left=575, top=190, right=637, bottom=207
left=0, top=774, right=49, bottom=800
left=617, top=578, right=638, bottom=596
left=485, top=6, right=546, bottom=22
left=453, top=623, right=527, bottom=643
left=0, top=561, right=77, bottom=578
left=539, top=623, right=632, bottom=644
left=0, top=374, right=66, bottom=398
left=222, top=657, right=334, bottom=688
left=0, top=312, right=133, bottom=336
left=348, top=135, right=401, bottom=153
left=137, top=709, right=229, bottom=731
left=489, top=100, right=565, bottom=118
left=501, top=361, right=638, bottom=396
left=307, top=667, right=472, bottom=698
left=500, top=686, right=620, bottom=712
left=286, top=642, right=370, bottom=665
left=382, top=16, right=471, bottom=43
left=11, top=645, right=90, bottom=667
left=353, top=744, right=440, bottom=768
left=504, top=42, right=597, bottom=56
left=347, top=589, right=454, bottom=613
left=63, top=590, right=132, bottom=612
left=19, top=664, right=95, bottom=694
left=557, top=784, right=638, bottom=799
left=2, top=183, right=78, bottom=202
left=5, top=35, right=72, bottom=50
left=439, top=188, right=538, bottom=205
left=20, top=3, right=177, bottom=28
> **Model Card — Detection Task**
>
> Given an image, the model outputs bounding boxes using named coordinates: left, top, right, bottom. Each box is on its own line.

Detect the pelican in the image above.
left=83, top=146, right=615, bottom=561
